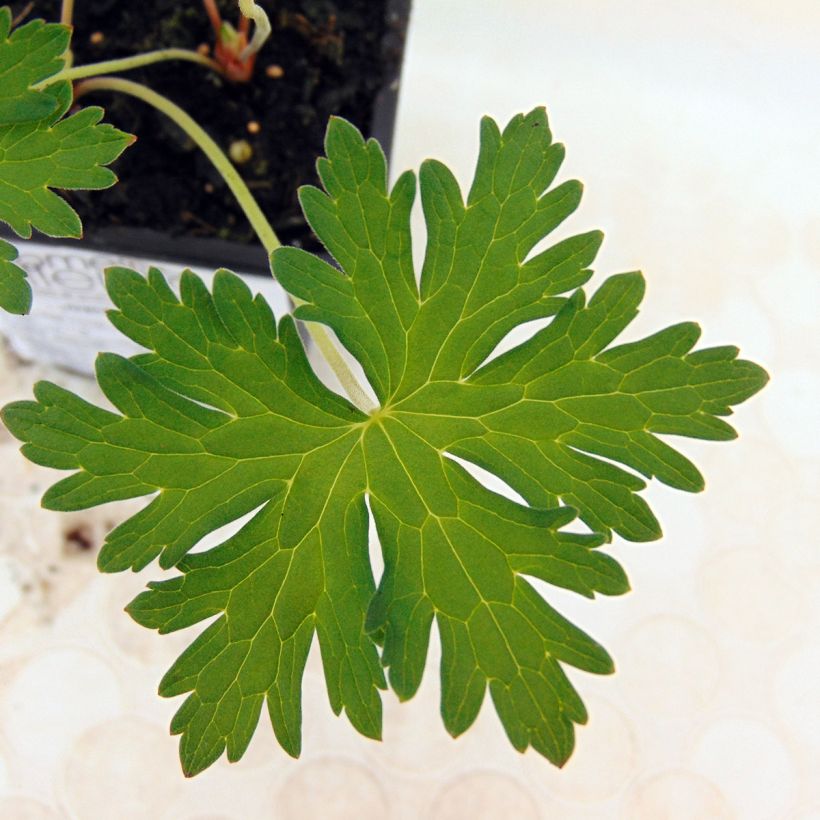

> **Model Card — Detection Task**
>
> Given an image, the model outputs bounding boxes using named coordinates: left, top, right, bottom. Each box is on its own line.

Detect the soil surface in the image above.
left=15, top=1, right=408, bottom=258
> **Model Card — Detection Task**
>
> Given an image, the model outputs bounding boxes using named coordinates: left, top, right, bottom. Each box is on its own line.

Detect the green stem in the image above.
left=39, top=49, right=223, bottom=88
left=74, top=77, right=279, bottom=254
left=73, top=77, right=375, bottom=413
left=306, top=326, right=376, bottom=413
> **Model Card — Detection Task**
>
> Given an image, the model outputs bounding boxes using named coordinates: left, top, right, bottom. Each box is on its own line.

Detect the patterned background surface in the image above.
left=1, top=1, right=818, bottom=817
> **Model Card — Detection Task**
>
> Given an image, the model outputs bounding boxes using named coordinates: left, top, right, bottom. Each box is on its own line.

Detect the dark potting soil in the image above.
left=15, top=1, right=408, bottom=256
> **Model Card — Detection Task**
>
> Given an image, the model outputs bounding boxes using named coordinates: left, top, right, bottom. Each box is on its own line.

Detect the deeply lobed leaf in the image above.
left=2, top=108, right=768, bottom=774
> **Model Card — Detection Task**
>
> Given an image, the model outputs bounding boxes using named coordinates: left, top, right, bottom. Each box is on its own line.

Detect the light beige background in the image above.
left=1, top=1, right=819, bottom=817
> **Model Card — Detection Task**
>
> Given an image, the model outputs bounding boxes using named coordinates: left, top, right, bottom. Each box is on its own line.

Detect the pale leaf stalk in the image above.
left=38, top=48, right=223, bottom=88
left=60, top=0, right=74, bottom=68
left=72, top=76, right=375, bottom=413
left=60, top=0, right=74, bottom=26
left=238, top=0, right=272, bottom=61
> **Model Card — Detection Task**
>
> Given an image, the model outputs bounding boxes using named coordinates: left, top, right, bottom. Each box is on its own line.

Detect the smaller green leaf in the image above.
left=0, top=85, right=134, bottom=239
left=0, top=8, right=134, bottom=243
left=0, top=238, right=30, bottom=314
left=0, top=7, right=134, bottom=313
left=0, top=7, right=67, bottom=122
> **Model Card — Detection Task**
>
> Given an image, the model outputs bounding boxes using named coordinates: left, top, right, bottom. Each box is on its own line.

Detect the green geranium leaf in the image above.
left=0, top=237, right=30, bottom=313
left=0, top=6, right=67, bottom=123
left=2, top=109, right=768, bottom=776
left=0, top=5, right=134, bottom=238
left=0, top=6, right=133, bottom=311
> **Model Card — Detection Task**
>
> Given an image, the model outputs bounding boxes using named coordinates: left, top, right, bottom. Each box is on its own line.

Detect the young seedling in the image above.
left=0, top=3, right=769, bottom=778
left=203, top=0, right=272, bottom=82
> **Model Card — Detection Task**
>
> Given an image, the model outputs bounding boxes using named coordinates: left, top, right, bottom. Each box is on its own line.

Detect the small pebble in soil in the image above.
left=229, top=139, right=254, bottom=164
left=204, top=182, right=215, bottom=194
left=89, top=31, right=105, bottom=45
left=265, top=64, right=285, bottom=79
left=247, top=120, right=262, bottom=135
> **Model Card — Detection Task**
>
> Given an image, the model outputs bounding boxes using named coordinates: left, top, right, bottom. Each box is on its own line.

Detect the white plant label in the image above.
left=0, top=241, right=290, bottom=375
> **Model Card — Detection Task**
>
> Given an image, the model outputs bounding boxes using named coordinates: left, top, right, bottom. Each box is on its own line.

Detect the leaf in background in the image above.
left=0, top=237, right=30, bottom=314
left=0, top=6, right=133, bottom=312
left=0, top=83, right=133, bottom=239
left=1, top=110, right=769, bottom=775
left=0, top=6, right=67, bottom=123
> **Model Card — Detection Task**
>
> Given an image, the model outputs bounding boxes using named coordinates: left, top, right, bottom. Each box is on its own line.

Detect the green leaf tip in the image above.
left=0, top=238, right=31, bottom=314
left=0, top=7, right=69, bottom=122
left=2, top=109, right=768, bottom=775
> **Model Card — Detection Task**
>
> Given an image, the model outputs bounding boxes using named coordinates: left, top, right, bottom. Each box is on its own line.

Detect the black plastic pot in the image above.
left=0, top=0, right=410, bottom=373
